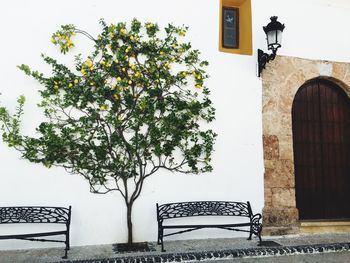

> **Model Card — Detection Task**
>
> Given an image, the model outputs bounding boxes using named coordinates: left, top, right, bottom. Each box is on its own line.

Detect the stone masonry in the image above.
left=261, top=55, right=350, bottom=235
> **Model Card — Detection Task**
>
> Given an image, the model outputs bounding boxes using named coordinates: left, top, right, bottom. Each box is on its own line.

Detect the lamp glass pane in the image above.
left=277, top=30, right=283, bottom=45
left=267, top=30, right=277, bottom=46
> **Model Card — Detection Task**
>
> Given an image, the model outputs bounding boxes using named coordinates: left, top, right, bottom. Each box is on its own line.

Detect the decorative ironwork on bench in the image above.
left=157, top=201, right=251, bottom=219
left=0, top=206, right=71, bottom=259
left=0, top=206, right=70, bottom=224
left=156, top=201, right=262, bottom=252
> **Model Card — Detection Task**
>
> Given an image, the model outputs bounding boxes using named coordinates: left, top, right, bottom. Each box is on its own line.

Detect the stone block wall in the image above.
left=261, top=55, right=350, bottom=236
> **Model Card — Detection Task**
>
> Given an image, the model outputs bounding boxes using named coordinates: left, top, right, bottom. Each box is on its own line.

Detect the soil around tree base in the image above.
left=112, top=242, right=156, bottom=253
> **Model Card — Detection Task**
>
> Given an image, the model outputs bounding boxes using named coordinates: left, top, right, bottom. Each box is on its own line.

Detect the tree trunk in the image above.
left=126, top=202, right=133, bottom=245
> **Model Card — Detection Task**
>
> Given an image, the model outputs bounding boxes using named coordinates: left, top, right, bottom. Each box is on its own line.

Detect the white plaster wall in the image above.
left=253, top=0, right=350, bottom=62
left=0, top=0, right=349, bottom=249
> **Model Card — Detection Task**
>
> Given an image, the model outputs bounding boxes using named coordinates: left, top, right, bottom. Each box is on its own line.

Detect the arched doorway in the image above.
left=292, top=78, right=350, bottom=220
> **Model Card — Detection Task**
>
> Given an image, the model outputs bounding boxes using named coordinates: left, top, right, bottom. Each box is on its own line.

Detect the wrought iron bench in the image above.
left=156, top=201, right=262, bottom=252
left=0, top=206, right=71, bottom=259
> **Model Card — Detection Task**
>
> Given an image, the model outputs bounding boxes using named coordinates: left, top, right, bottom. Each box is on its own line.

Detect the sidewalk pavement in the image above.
left=0, top=233, right=349, bottom=263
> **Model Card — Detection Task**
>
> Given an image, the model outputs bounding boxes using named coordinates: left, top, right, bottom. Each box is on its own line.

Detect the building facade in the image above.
left=0, top=0, right=349, bottom=249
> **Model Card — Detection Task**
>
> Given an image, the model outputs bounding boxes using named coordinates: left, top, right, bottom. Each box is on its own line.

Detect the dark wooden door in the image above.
left=292, top=79, right=350, bottom=220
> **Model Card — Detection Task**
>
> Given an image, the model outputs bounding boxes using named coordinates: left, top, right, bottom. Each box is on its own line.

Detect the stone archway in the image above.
left=261, top=55, right=350, bottom=235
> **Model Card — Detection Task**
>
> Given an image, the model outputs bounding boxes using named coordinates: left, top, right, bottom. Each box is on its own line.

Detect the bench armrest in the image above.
left=251, top=213, right=263, bottom=234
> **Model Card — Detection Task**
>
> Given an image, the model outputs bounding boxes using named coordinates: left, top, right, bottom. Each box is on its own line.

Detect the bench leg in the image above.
left=62, top=248, right=68, bottom=259
left=161, top=239, right=165, bottom=252
left=247, top=224, right=253, bottom=240
left=247, top=231, right=253, bottom=240
left=66, top=234, right=70, bottom=250
left=159, top=228, right=166, bottom=252
left=62, top=232, right=70, bottom=259
left=157, top=227, right=161, bottom=245
left=257, top=226, right=263, bottom=246
left=253, top=224, right=263, bottom=245
left=160, top=235, right=165, bottom=252
left=248, top=223, right=263, bottom=244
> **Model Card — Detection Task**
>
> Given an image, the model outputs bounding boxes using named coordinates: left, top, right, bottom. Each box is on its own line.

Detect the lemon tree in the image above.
left=0, top=19, right=216, bottom=245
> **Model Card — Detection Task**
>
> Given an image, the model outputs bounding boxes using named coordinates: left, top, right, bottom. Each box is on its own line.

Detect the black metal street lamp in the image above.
left=257, top=16, right=285, bottom=77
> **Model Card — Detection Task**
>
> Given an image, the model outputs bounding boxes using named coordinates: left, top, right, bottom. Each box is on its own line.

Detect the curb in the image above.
left=60, top=242, right=350, bottom=263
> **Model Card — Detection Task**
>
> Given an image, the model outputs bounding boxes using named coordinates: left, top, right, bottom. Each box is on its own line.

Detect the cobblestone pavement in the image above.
left=209, top=251, right=350, bottom=263
left=0, top=233, right=349, bottom=263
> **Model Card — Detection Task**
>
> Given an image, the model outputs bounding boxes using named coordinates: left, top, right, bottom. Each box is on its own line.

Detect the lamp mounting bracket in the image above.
left=257, top=49, right=277, bottom=77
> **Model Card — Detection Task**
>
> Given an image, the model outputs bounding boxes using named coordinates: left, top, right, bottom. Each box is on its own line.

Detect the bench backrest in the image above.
left=157, top=201, right=253, bottom=221
left=0, top=206, right=71, bottom=224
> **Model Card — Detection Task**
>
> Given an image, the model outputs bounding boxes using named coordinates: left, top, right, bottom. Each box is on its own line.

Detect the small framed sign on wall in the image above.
left=222, top=7, right=239, bottom=49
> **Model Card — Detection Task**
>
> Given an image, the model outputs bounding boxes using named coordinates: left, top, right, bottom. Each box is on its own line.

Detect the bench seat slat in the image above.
left=162, top=223, right=252, bottom=229
left=0, top=230, right=67, bottom=240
